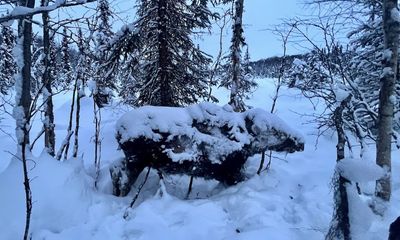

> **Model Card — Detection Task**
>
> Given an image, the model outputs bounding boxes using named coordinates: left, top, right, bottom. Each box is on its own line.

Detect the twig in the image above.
left=30, top=127, right=45, bottom=152
left=123, top=167, right=152, bottom=219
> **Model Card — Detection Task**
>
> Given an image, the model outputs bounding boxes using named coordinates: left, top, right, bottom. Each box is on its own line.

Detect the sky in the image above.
left=1, top=0, right=307, bottom=61
left=212, top=0, right=305, bottom=60
left=56, top=0, right=307, bottom=61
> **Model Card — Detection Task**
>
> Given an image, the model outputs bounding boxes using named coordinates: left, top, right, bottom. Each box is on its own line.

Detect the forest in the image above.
left=0, top=0, right=399, bottom=239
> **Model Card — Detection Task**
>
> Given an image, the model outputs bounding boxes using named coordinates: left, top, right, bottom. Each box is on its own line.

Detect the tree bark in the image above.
left=15, top=1, right=35, bottom=239
left=42, top=0, right=56, bottom=156
left=326, top=95, right=351, bottom=240
left=229, top=0, right=245, bottom=112
left=158, top=0, right=174, bottom=106
left=72, top=80, right=82, bottom=158
left=375, top=0, right=399, bottom=203
left=61, top=79, right=77, bottom=161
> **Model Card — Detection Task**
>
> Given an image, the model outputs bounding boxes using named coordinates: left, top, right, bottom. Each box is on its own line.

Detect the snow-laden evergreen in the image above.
left=120, top=0, right=213, bottom=106
left=0, top=24, right=17, bottom=94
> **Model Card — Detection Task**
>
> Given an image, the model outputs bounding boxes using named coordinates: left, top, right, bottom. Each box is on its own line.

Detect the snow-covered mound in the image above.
left=116, top=102, right=304, bottom=158
left=112, top=103, right=304, bottom=196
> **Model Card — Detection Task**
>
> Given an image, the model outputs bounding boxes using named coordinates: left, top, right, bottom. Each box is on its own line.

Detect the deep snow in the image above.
left=0, top=78, right=399, bottom=240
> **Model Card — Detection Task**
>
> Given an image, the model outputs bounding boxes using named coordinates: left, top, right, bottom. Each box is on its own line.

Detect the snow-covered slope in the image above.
left=0, top=79, right=398, bottom=240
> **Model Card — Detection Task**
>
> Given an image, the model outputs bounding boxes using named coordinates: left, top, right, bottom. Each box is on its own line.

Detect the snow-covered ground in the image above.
left=0, top=78, right=398, bottom=239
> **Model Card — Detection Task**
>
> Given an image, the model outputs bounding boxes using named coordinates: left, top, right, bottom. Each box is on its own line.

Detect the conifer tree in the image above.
left=93, top=0, right=115, bottom=107
left=0, top=25, right=16, bottom=94
left=125, top=0, right=212, bottom=106
left=220, top=0, right=256, bottom=112
left=59, top=27, right=72, bottom=89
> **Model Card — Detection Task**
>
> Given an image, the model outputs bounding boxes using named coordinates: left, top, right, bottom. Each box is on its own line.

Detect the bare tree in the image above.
left=207, top=8, right=231, bottom=102
left=41, top=0, right=56, bottom=156
left=258, top=24, right=294, bottom=174
left=13, top=0, right=35, bottom=238
left=375, top=0, right=399, bottom=207
left=326, top=96, right=352, bottom=240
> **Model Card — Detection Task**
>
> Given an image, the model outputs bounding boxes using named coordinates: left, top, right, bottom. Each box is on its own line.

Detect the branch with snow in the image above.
left=0, top=0, right=96, bottom=24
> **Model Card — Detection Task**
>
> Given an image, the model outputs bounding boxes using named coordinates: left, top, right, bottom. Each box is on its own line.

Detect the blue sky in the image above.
left=54, top=0, right=306, bottom=60
left=202, top=0, right=305, bottom=60
left=242, top=0, right=305, bottom=59
left=0, top=0, right=306, bottom=61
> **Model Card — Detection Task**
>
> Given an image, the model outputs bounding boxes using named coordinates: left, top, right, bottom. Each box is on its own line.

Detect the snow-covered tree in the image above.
left=14, top=0, right=36, bottom=238
left=346, top=0, right=396, bottom=208
left=59, top=27, right=72, bottom=89
left=347, top=1, right=382, bottom=137
left=0, top=25, right=16, bottom=94
left=92, top=0, right=115, bottom=107
left=220, top=0, right=256, bottom=112
left=374, top=0, right=398, bottom=206
left=117, top=0, right=212, bottom=107
left=72, top=28, right=91, bottom=159
left=41, top=0, right=56, bottom=157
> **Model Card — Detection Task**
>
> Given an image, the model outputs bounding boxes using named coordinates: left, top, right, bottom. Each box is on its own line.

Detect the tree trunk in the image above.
left=15, top=1, right=35, bottom=239
left=229, top=0, right=245, bottom=112
left=375, top=0, right=399, bottom=203
left=158, top=0, right=173, bottom=106
left=72, top=80, right=83, bottom=158
left=326, top=96, right=351, bottom=240
left=94, top=100, right=102, bottom=187
left=61, top=79, right=77, bottom=161
left=42, top=0, right=56, bottom=156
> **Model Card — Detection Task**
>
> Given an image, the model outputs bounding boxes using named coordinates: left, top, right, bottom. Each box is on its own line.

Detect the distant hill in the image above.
left=250, top=54, right=305, bottom=78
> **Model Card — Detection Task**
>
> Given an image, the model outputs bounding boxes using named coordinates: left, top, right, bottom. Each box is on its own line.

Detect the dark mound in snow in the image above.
left=111, top=103, right=304, bottom=196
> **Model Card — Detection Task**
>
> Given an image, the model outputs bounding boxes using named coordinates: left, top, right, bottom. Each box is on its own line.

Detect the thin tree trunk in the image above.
left=229, top=0, right=245, bottom=112
left=21, top=141, right=32, bottom=240
left=326, top=95, right=352, bottom=240
left=257, top=151, right=265, bottom=175
left=72, top=81, right=83, bottom=158
left=375, top=0, right=399, bottom=204
left=61, top=79, right=77, bottom=161
left=258, top=25, right=293, bottom=174
left=186, top=175, right=194, bottom=199
left=42, top=0, right=56, bottom=156
left=15, top=1, right=35, bottom=239
left=94, top=100, right=102, bottom=187
left=207, top=10, right=230, bottom=102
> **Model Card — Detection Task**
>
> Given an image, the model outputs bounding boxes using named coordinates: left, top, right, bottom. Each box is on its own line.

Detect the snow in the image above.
left=347, top=184, right=375, bottom=239
left=0, top=78, right=399, bottom=239
left=383, top=49, right=393, bottom=62
left=116, top=102, right=303, bottom=163
left=382, top=67, right=394, bottom=77
left=333, top=84, right=351, bottom=103
left=292, top=58, right=305, bottom=66
left=336, top=157, right=384, bottom=183
left=391, top=8, right=400, bottom=23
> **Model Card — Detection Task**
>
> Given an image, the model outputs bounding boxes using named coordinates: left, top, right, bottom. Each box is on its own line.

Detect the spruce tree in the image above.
left=59, top=27, right=72, bottom=89
left=220, top=0, right=256, bottom=112
left=0, top=25, right=16, bottom=94
left=128, top=0, right=212, bottom=106
left=93, top=0, right=115, bottom=107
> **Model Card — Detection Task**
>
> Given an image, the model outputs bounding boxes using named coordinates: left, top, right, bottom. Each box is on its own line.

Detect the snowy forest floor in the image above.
left=0, top=78, right=399, bottom=240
